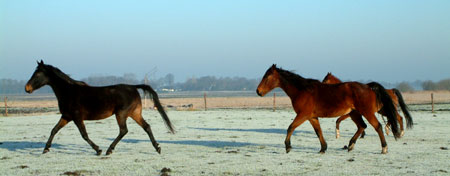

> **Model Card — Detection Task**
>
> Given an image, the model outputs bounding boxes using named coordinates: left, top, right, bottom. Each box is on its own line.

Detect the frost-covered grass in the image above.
left=0, top=109, right=449, bottom=175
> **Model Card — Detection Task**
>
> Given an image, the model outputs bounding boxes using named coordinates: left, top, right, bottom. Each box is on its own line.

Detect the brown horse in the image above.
left=25, top=60, right=175, bottom=155
left=322, top=73, right=413, bottom=138
left=256, top=64, right=401, bottom=154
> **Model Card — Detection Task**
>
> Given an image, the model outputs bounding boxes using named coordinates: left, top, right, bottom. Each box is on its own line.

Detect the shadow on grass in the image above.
left=0, top=141, right=62, bottom=151
left=106, top=138, right=257, bottom=148
left=106, top=138, right=146, bottom=144
left=190, top=127, right=315, bottom=135
left=190, top=127, right=376, bottom=138
left=159, top=140, right=257, bottom=148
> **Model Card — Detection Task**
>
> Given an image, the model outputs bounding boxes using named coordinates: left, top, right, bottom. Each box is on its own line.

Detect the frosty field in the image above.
left=1, top=109, right=449, bottom=175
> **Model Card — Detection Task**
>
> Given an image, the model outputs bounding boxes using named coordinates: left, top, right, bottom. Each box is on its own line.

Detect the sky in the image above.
left=1, top=0, right=449, bottom=83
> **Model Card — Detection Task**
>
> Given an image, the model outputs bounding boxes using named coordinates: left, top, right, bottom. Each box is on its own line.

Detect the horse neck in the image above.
left=47, top=72, right=74, bottom=99
left=279, top=83, right=301, bottom=100
left=277, top=73, right=304, bottom=100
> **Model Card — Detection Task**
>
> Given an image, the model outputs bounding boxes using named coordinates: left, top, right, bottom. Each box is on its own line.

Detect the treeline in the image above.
left=180, top=76, right=258, bottom=91
left=0, top=73, right=258, bottom=94
left=2, top=74, right=449, bottom=94
left=81, top=73, right=259, bottom=91
left=421, top=79, right=450, bottom=91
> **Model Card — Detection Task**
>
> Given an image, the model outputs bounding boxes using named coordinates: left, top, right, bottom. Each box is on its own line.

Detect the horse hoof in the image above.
left=96, top=150, right=102, bottom=156
left=286, top=147, right=291, bottom=153
left=400, top=131, right=405, bottom=137
left=319, top=151, right=326, bottom=154
left=347, top=143, right=355, bottom=152
left=381, top=147, right=388, bottom=154
left=157, top=147, right=161, bottom=154
left=106, top=150, right=112, bottom=155
left=43, top=149, right=49, bottom=154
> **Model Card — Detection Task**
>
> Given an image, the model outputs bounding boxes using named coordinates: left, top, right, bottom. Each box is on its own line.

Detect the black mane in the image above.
left=276, top=67, right=321, bottom=90
left=44, top=64, right=88, bottom=86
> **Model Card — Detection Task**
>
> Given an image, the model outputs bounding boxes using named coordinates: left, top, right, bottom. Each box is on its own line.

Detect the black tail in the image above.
left=135, top=84, right=175, bottom=134
left=367, top=82, right=400, bottom=139
left=392, top=88, right=413, bottom=129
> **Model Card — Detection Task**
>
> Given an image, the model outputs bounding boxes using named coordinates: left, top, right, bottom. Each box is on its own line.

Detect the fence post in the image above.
left=431, top=93, right=434, bottom=113
left=204, top=92, right=207, bottom=111
left=4, top=97, right=8, bottom=116
left=273, top=93, right=276, bottom=112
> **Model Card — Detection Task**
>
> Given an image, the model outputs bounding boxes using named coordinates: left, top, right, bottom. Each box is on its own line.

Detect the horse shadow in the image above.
left=189, top=127, right=375, bottom=138
left=106, top=138, right=145, bottom=144
left=0, top=141, right=63, bottom=152
left=104, top=127, right=342, bottom=152
left=106, top=138, right=258, bottom=148
left=189, top=127, right=316, bottom=136
left=160, top=140, right=259, bottom=148
left=105, top=127, right=311, bottom=148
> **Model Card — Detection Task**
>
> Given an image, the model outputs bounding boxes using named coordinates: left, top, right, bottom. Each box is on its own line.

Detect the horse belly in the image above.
left=332, top=108, right=352, bottom=117
left=85, top=110, right=114, bottom=120
left=317, top=107, right=352, bottom=118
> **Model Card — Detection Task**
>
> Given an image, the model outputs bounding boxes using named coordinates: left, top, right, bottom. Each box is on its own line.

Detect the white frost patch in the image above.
left=0, top=110, right=449, bottom=175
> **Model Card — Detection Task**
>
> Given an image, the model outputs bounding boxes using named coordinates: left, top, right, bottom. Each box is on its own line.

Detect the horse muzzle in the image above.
left=25, top=84, right=33, bottom=93
left=256, top=89, right=262, bottom=96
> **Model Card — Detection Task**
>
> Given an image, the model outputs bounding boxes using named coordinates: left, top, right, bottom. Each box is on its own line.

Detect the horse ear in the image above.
left=271, top=64, right=277, bottom=69
left=40, top=60, right=44, bottom=65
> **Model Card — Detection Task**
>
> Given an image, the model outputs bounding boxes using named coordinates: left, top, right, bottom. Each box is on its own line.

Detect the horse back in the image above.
left=344, top=82, right=380, bottom=113
left=289, top=83, right=350, bottom=117
left=292, top=82, right=376, bottom=117
left=60, top=84, right=141, bottom=120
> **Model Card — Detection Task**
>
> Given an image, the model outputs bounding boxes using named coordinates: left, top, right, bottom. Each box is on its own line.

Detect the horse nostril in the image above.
left=25, top=84, right=33, bottom=93
left=256, top=89, right=261, bottom=96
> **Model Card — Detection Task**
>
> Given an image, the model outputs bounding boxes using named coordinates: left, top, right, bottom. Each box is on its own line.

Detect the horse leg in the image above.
left=106, top=114, right=128, bottom=155
left=335, top=114, right=350, bottom=139
left=285, top=114, right=309, bottom=153
left=364, top=113, right=389, bottom=154
left=380, top=110, right=404, bottom=137
left=309, top=117, right=327, bottom=154
left=347, top=111, right=367, bottom=152
left=385, top=120, right=391, bottom=136
left=43, top=117, right=70, bottom=154
left=73, top=120, right=102, bottom=155
left=131, top=115, right=161, bottom=154
left=377, top=109, right=391, bottom=136
left=396, top=112, right=405, bottom=137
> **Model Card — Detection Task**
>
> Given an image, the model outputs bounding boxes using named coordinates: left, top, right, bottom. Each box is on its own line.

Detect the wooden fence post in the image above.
left=273, top=93, right=276, bottom=112
left=431, top=93, right=434, bottom=113
left=4, top=97, right=8, bottom=116
left=204, top=92, right=207, bottom=111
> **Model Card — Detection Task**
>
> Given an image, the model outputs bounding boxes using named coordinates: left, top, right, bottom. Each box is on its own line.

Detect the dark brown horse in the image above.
left=322, top=73, right=413, bottom=138
left=25, top=60, right=175, bottom=155
left=256, top=64, right=401, bottom=154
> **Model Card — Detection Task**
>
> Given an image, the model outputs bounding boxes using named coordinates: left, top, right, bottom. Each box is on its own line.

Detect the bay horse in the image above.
left=25, top=60, right=175, bottom=155
left=256, top=64, right=400, bottom=154
left=322, top=73, right=413, bottom=138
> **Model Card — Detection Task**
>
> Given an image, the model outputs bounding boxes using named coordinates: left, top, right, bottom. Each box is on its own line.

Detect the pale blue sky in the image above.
left=1, top=0, right=449, bottom=83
